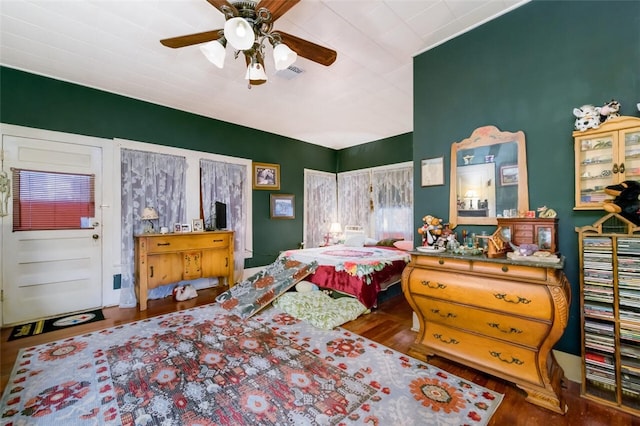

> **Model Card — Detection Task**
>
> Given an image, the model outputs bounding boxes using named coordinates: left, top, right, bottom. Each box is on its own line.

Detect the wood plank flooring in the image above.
left=1, top=288, right=638, bottom=425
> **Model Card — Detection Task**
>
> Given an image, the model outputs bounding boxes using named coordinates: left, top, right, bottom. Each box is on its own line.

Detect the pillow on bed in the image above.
left=376, top=238, right=403, bottom=247
left=215, top=257, right=318, bottom=319
left=393, top=240, right=413, bottom=251
left=273, top=291, right=368, bottom=330
left=344, top=234, right=366, bottom=246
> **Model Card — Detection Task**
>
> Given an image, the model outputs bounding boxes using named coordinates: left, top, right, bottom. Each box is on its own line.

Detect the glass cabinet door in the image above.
left=622, top=129, right=640, bottom=180
left=576, top=133, right=616, bottom=207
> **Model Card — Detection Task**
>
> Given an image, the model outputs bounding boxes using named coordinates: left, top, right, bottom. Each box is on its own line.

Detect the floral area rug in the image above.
left=1, top=303, right=503, bottom=425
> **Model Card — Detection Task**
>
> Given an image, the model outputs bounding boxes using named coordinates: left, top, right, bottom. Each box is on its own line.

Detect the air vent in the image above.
left=275, top=65, right=305, bottom=80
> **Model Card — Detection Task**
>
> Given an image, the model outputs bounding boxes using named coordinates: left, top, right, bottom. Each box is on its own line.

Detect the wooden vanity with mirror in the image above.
left=449, top=126, right=529, bottom=226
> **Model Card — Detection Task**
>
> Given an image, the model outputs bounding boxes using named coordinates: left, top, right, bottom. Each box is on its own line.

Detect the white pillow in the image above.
left=344, top=235, right=366, bottom=246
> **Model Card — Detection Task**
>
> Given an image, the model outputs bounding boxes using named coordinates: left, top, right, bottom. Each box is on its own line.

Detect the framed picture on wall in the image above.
left=270, top=194, right=295, bottom=219
left=500, top=164, right=519, bottom=186
left=421, top=156, right=444, bottom=187
left=253, top=162, right=280, bottom=190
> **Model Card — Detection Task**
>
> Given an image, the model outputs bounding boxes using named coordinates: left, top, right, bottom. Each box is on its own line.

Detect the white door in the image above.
left=1, top=134, right=103, bottom=324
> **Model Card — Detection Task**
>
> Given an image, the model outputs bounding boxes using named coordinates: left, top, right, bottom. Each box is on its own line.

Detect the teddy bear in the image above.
left=573, top=104, right=601, bottom=131
left=602, top=180, right=640, bottom=225
left=417, top=215, right=443, bottom=246
left=599, top=99, right=621, bottom=123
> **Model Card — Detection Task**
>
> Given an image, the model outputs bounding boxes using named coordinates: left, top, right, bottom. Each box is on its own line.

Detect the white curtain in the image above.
left=337, top=162, right=413, bottom=241
left=120, top=149, right=187, bottom=307
left=200, top=159, right=247, bottom=282
left=303, top=169, right=337, bottom=248
left=337, top=170, right=371, bottom=234
left=371, top=165, right=413, bottom=241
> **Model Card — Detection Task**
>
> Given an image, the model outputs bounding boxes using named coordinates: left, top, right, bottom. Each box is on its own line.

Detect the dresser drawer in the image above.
left=407, top=268, right=552, bottom=320
left=144, top=233, right=230, bottom=253
left=413, top=255, right=549, bottom=281
left=415, top=297, right=550, bottom=348
left=422, top=322, right=542, bottom=386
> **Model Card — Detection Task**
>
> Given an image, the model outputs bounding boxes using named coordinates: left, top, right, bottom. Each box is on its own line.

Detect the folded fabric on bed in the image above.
left=273, top=291, right=368, bottom=329
left=216, top=257, right=318, bottom=319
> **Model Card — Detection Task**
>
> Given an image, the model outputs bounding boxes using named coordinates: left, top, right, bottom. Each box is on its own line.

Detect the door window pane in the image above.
left=12, top=169, right=95, bottom=231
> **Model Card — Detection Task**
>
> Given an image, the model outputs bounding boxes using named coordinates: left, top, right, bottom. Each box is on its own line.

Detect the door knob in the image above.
left=92, top=234, right=100, bottom=240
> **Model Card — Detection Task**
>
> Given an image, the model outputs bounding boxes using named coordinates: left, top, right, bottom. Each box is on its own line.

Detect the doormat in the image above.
left=8, top=309, right=105, bottom=341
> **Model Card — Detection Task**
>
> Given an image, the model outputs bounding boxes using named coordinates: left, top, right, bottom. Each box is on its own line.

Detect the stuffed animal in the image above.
left=603, top=180, right=640, bottom=225
left=573, top=104, right=601, bottom=131
left=599, top=99, right=621, bottom=123
left=173, top=284, right=198, bottom=301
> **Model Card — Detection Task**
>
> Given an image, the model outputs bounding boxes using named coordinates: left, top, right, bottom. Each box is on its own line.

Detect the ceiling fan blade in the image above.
left=257, top=0, right=300, bottom=22
left=205, top=0, right=238, bottom=16
left=160, top=30, right=223, bottom=48
left=278, top=32, right=337, bottom=66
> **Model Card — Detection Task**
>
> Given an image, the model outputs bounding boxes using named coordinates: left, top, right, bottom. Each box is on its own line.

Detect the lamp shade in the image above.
left=141, top=207, right=159, bottom=220
left=329, top=222, right=342, bottom=234
left=200, top=38, right=226, bottom=68
left=273, top=43, right=297, bottom=70
left=224, top=17, right=255, bottom=50
left=245, top=60, right=267, bottom=82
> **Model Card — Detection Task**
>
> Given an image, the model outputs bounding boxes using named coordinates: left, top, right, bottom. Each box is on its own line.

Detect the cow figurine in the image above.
left=573, top=104, right=601, bottom=131
left=599, top=99, right=621, bottom=123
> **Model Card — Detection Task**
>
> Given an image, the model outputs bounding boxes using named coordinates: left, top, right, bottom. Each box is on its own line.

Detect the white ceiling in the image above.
left=0, top=0, right=528, bottom=149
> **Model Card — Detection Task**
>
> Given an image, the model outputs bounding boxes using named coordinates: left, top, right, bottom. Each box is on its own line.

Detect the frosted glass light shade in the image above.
left=245, top=62, right=267, bottom=81
left=200, top=39, right=226, bottom=68
left=273, top=43, right=297, bottom=70
left=224, top=17, right=254, bottom=50
left=329, top=222, right=342, bottom=234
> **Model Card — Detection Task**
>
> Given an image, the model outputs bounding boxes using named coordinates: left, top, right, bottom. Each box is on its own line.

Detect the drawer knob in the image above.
left=438, top=259, right=444, bottom=265
left=494, top=293, right=531, bottom=305
left=490, top=351, right=524, bottom=365
left=421, top=280, right=447, bottom=290
left=433, top=333, right=459, bottom=345
left=213, top=239, right=224, bottom=243
left=487, top=323, right=523, bottom=334
left=501, top=265, right=509, bottom=272
left=157, top=242, right=170, bottom=246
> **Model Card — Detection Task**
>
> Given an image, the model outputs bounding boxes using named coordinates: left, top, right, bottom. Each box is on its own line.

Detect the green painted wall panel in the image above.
left=337, top=132, right=412, bottom=172
left=413, top=0, right=640, bottom=355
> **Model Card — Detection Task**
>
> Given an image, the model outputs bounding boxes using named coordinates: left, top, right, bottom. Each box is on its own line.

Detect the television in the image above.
left=214, top=201, right=227, bottom=230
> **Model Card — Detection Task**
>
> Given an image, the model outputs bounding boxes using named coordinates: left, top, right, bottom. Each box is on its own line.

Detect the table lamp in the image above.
left=141, top=207, right=159, bottom=233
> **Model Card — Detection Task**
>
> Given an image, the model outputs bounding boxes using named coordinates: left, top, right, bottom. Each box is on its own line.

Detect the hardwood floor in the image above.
left=1, top=288, right=637, bottom=425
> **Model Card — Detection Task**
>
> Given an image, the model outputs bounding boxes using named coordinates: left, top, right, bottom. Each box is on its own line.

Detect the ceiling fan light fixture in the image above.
left=224, top=17, right=255, bottom=50
left=245, top=61, right=267, bottom=82
left=273, top=43, right=297, bottom=71
left=200, top=38, right=227, bottom=68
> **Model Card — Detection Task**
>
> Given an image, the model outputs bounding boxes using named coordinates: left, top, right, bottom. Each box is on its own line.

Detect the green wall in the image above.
left=413, top=0, right=640, bottom=355
left=337, top=132, right=412, bottom=172
left=0, top=67, right=339, bottom=267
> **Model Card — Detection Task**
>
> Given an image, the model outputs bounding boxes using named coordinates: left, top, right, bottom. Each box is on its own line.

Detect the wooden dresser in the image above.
left=402, top=251, right=571, bottom=414
left=135, top=231, right=234, bottom=310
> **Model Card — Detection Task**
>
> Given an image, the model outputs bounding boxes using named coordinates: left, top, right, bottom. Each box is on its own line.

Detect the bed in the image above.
left=277, top=243, right=410, bottom=309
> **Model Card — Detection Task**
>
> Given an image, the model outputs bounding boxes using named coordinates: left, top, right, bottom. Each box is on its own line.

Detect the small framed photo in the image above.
left=500, top=164, right=519, bottom=186
left=181, top=223, right=192, bottom=232
left=270, top=194, right=295, bottom=219
left=253, top=162, right=280, bottom=190
left=174, top=223, right=182, bottom=233
left=421, top=156, right=444, bottom=187
left=192, top=219, right=204, bottom=232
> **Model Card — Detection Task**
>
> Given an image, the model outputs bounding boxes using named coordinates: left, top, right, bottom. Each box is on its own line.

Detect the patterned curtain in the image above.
left=337, top=170, right=371, bottom=235
left=303, top=169, right=337, bottom=248
left=372, top=164, right=413, bottom=241
left=200, top=159, right=247, bottom=282
left=120, top=149, right=186, bottom=307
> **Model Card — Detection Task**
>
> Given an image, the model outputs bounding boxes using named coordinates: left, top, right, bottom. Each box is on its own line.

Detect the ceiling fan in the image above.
left=160, top=0, right=337, bottom=87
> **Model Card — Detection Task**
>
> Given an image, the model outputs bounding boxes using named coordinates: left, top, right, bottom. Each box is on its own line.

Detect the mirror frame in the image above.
left=449, top=125, right=529, bottom=226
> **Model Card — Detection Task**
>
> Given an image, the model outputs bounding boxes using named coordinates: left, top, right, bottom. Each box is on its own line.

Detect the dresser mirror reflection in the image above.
left=449, top=126, right=529, bottom=225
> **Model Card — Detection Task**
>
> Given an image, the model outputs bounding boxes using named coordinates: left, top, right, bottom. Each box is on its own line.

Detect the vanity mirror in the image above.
left=449, top=126, right=529, bottom=225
